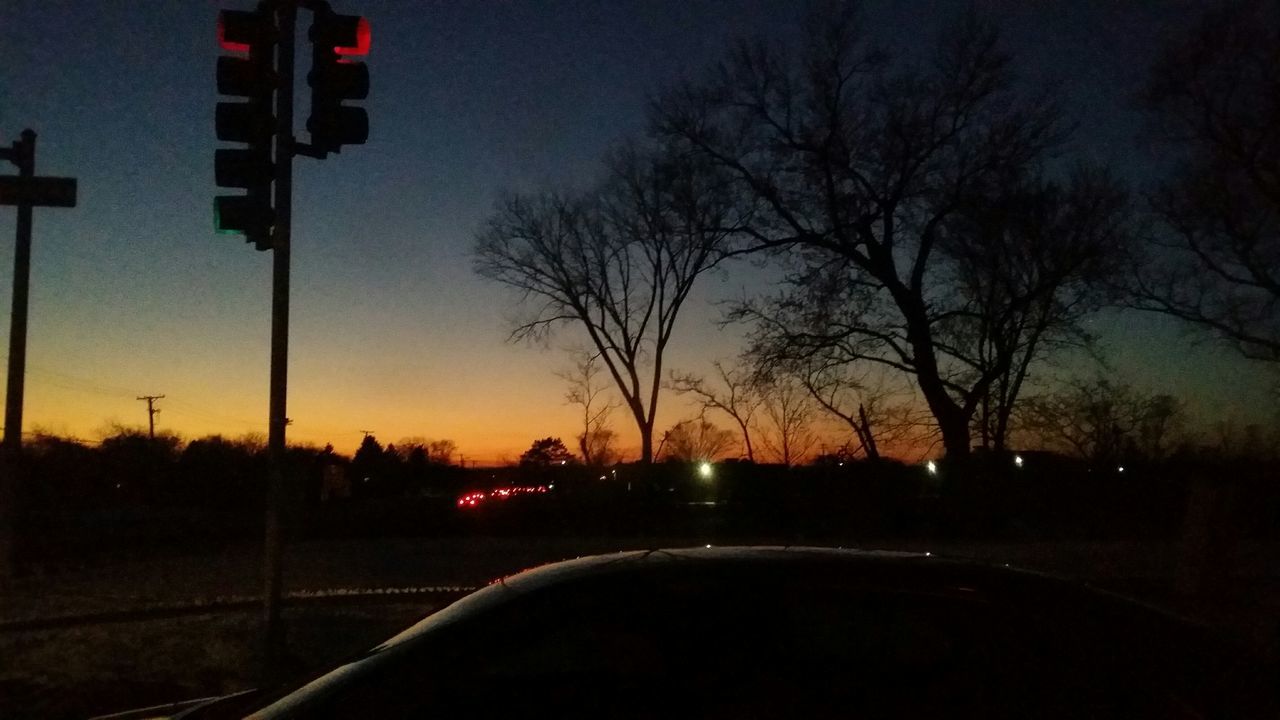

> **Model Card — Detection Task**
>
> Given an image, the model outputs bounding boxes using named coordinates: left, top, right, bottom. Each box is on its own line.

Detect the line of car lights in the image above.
left=457, top=484, right=552, bottom=508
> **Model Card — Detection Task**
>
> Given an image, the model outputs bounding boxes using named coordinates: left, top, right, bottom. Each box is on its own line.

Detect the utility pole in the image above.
left=0, top=129, right=77, bottom=581
left=3, top=131, right=35, bottom=455
left=358, top=429, right=375, bottom=439
left=136, top=394, right=165, bottom=439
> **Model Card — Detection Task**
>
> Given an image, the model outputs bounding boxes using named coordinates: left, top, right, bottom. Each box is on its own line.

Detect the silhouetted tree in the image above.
left=178, top=434, right=264, bottom=508
left=559, top=349, right=621, bottom=466
left=519, top=437, right=576, bottom=467
left=757, top=377, right=819, bottom=466
left=475, top=143, right=741, bottom=462
left=1130, top=1, right=1280, bottom=362
left=1209, top=417, right=1280, bottom=462
left=669, top=361, right=763, bottom=462
left=792, top=359, right=932, bottom=461
left=403, top=444, right=426, bottom=467
left=427, top=439, right=458, bottom=465
left=352, top=434, right=384, bottom=469
left=98, top=426, right=182, bottom=503
left=1020, top=378, right=1184, bottom=464
left=659, top=418, right=736, bottom=462
left=350, top=434, right=392, bottom=496
left=25, top=433, right=103, bottom=508
left=653, top=7, right=1130, bottom=459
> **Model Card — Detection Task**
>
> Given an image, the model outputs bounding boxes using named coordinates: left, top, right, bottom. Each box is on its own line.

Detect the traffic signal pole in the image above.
left=216, top=0, right=368, bottom=671
left=262, top=0, right=295, bottom=669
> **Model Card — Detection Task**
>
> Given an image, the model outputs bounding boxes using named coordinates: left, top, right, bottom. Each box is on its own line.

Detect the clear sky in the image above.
left=0, top=0, right=1271, bottom=463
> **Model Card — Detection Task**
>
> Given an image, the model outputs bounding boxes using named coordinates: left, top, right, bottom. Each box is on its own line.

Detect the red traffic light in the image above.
left=334, top=17, right=371, bottom=57
left=217, top=10, right=251, bottom=53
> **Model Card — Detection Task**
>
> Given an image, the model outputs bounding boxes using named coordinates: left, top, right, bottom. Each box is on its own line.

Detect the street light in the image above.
left=698, top=461, right=713, bottom=479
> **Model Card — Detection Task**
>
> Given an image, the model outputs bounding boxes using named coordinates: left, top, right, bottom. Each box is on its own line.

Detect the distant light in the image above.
left=560, top=460, right=566, bottom=465
left=925, top=551, right=931, bottom=557
left=926, top=460, right=938, bottom=476
left=599, top=475, right=607, bottom=480
left=1014, top=454, right=1024, bottom=468
left=705, top=544, right=712, bottom=549
left=838, top=462, right=844, bottom=467
left=1117, top=465, right=1125, bottom=473
left=698, top=462, right=713, bottom=478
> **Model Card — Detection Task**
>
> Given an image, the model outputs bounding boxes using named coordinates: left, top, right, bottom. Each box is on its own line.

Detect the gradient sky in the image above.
left=0, top=0, right=1271, bottom=463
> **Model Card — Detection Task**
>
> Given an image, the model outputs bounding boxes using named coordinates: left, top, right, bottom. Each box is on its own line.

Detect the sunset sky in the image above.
left=1, top=0, right=1272, bottom=463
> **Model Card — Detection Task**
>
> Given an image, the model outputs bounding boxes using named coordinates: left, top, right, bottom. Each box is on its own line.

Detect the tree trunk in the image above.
left=936, top=407, right=971, bottom=460
left=638, top=420, right=654, bottom=464
left=856, top=404, right=880, bottom=461
left=913, top=369, right=971, bottom=459
left=736, top=418, right=755, bottom=462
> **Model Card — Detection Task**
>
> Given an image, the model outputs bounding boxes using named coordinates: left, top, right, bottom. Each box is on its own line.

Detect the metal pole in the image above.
left=1, top=129, right=35, bottom=581
left=4, top=130, right=36, bottom=452
left=263, top=1, right=295, bottom=672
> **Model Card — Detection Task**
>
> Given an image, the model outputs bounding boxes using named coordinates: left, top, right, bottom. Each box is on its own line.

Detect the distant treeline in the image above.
left=8, top=428, right=1277, bottom=569
left=16, top=430, right=470, bottom=513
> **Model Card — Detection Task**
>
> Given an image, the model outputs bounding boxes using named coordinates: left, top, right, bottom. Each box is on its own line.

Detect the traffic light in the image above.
left=215, top=7, right=276, bottom=250
left=307, top=9, right=370, bottom=153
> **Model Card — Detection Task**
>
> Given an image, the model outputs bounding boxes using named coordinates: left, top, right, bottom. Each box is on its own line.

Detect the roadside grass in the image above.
left=0, top=602, right=437, bottom=719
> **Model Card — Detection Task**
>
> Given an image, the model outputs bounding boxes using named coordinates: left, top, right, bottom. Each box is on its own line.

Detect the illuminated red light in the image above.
left=335, top=17, right=371, bottom=57
left=457, top=484, right=553, bottom=509
left=217, top=13, right=251, bottom=53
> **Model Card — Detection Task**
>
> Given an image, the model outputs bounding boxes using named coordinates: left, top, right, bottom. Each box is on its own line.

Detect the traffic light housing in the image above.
left=215, top=7, right=276, bottom=250
left=307, top=10, right=370, bottom=153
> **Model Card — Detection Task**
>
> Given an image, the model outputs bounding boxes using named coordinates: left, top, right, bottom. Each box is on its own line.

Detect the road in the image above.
left=4, top=535, right=1277, bottom=630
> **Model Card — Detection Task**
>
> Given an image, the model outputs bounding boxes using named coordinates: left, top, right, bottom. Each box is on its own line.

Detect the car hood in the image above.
left=89, top=689, right=259, bottom=720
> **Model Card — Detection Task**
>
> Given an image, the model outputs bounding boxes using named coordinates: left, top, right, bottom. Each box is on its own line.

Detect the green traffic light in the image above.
left=213, top=198, right=244, bottom=235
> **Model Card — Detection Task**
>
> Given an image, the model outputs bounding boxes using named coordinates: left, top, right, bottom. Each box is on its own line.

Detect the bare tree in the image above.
left=669, top=361, right=762, bottom=461
left=394, top=437, right=428, bottom=460
left=756, top=377, right=818, bottom=466
left=1130, top=1, right=1280, bottom=362
left=558, top=349, right=621, bottom=466
left=475, top=144, right=740, bottom=462
left=653, top=7, right=1128, bottom=459
left=794, top=359, right=927, bottom=461
left=659, top=417, right=737, bottom=462
left=1136, top=394, right=1185, bottom=461
left=946, top=168, right=1130, bottom=453
left=1210, top=417, right=1280, bottom=462
left=1019, top=378, right=1184, bottom=464
left=427, top=439, right=457, bottom=466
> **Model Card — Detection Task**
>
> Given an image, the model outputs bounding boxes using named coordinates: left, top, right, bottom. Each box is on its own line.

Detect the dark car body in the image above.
left=150, top=547, right=1273, bottom=718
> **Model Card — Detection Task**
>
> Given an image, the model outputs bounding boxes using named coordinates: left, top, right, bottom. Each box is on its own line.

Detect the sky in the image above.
left=0, top=0, right=1272, bottom=463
